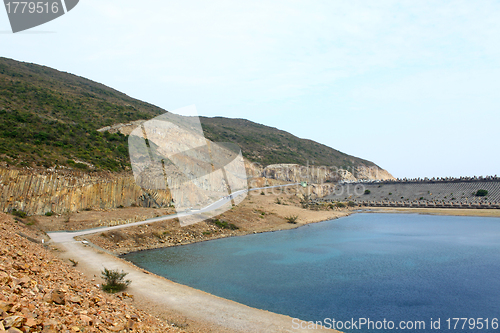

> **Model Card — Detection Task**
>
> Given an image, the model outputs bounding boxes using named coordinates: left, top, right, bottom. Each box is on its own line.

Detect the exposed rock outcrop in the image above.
left=97, top=120, right=146, bottom=136
left=0, top=159, right=393, bottom=216
left=262, top=163, right=394, bottom=184
left=0, top=168, right=171, bottom=216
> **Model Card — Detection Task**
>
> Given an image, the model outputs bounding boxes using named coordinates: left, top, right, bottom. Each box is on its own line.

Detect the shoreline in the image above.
left=115, top=211, right=352, bottom=257
left=111, top=206, right=500, bottom=257
left=364, top=206, right=500, bottom=217
left=79, top=191, right=355, bottom=256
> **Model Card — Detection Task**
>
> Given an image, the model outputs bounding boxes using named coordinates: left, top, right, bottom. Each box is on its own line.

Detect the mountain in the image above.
left=200, top=117, right=376, bottom=170
left=0, top=57, right=390, bottom=176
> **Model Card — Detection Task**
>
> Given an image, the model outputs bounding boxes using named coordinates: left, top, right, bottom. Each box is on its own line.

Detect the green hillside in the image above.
left=0, top=57, right=163, bottom=171
left=0, top=57, right=378, bottom=172
left=200, top=117, right=376, bottom=169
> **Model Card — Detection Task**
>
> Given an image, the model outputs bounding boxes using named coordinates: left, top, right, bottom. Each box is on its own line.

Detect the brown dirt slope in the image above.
left=0, top=213, right=185, bottom=333
left=85, top=189, right=351, bottom=255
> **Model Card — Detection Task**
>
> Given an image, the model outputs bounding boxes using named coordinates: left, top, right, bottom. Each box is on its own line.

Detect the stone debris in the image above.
left=0, top=213, right=185, bottom=333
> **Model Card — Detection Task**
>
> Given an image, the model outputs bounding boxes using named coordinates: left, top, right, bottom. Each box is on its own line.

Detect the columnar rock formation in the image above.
left=0, top=168, right=171, bottom=215
left=0, top=160, right=395, bottom=216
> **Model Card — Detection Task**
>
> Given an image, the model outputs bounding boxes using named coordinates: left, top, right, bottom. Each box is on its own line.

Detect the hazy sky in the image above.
left=2, top=0, right=500, bottom=178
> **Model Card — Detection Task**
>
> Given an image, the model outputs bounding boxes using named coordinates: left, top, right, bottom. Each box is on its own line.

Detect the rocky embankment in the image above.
left=0, top=213, right=186, bottom=333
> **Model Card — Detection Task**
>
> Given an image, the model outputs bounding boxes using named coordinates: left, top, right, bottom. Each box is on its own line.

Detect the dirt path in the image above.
left=56, top=240, right=337, bottom=333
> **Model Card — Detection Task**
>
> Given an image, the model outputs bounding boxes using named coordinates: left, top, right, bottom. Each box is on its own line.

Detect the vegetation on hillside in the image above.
left=0, top=57, right=163, bottom=171
left=200, top=116, right=376, bottom=169
left=0, top=57, right=380, bottom=172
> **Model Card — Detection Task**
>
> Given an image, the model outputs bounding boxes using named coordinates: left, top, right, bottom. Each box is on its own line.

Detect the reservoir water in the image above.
left=123, top=213, right=500, bottom=332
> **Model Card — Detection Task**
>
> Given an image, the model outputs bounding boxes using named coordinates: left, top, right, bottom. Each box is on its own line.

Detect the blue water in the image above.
left=123, top=213, right=500, bottom=332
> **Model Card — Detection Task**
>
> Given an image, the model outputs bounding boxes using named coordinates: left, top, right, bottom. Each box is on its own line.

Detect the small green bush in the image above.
left=347, top=201, right=356, bottom=207
left=212, top=219, right=239, bottom=230
left=364, top=189, right=371, bottom=195
left=475, top=189, right=488, bottom=197
left=45, top=211, right=53, bottom=216
left=336, top=202, right=346, bottom=208
left=285, top=215, right=298, bottom=224
left=11, top=209, right=27, bottom=218
left=101, top=268, right=131, bottom=293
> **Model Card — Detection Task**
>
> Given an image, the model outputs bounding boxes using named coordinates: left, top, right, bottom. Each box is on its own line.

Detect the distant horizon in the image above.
left=2, top=1, right=499, bottom=179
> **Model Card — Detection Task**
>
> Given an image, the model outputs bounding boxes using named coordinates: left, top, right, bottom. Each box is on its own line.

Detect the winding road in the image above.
left=47, top=183, right=299, bottom=243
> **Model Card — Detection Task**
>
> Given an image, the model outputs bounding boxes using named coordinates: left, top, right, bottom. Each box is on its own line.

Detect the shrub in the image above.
left=212, top=219, right=239, bottom=230
left=388, top=192, right=392, bottom=195
left=11, top=209, right=27, bottom=218
left=101, top=268, right=131, bottom=293
left=275, top=198, right=282, bottom=204
left=260, top=191, right=265, bottom=195
left=285, top=215, right=298, bottom=224
left=45, top=211, right=53, bottom=216
left=475, top=189, right=488, bottom=197
left=69, top=259, right=78, bottom=267
left=336, top=202, right=346, bottom=208
left=347, top=201, right=356, bottom=207
left=364, top=189, right=371, bottom=195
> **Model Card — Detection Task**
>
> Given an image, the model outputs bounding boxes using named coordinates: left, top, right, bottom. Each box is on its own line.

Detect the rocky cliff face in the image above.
left=0, top=160, right=393, bottom=216
left=261, top=163, right=394, bottom=184
left=0, top=168, right=171, bottom=215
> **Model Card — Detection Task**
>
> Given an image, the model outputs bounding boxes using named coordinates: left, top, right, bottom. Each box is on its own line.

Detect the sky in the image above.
left=1, top=0, right=500, bottom=179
